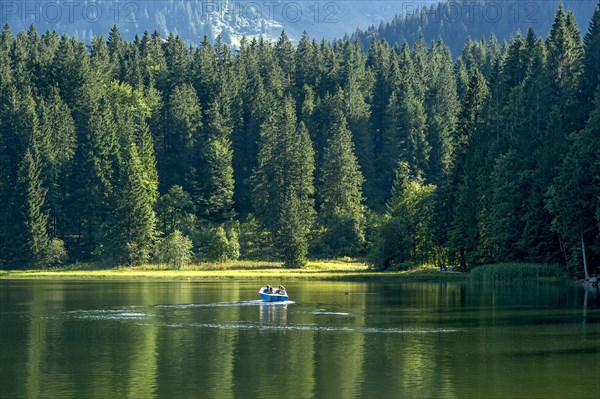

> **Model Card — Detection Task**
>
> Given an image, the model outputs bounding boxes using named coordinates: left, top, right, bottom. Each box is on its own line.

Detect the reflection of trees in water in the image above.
left=582, top=285, right=598, bottom=327
left=259, top=303, right=288, bottom=324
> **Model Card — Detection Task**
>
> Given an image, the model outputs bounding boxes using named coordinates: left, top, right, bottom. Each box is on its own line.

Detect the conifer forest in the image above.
left=0, top=2, right=599, bottom=276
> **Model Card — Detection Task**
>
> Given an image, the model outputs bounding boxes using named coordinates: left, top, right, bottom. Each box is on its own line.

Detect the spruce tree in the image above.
left=517, top=39, right=563, bottom=262
left=501, top=31, right=528, bottom=98
left=37, top=88, right=76, bottom=238
left=231, top=39, right=270, bottom=216
left=70, top=91, right=118, bottom=255
left=580, top=3, right=600, bottom=122
left=318, top=96, right=365, bottom=255
left=546, top=3, right=584, bottom=133
left=89, top=36, right=114, bottom=86
left=448, top=68, right=490, bottom=269
left=367, top=40, right=394, bottom=206
left=140, top=30, right=167, bottom=87
left=274, top=31, right=296, bottom=92
left=161, top=83, right=201, bottom=191
left=195, top=98, right=236, bottom=222
left=192, top=36, right=219, bottom=106
left=341, top=40, right=377, bottom=208
left=547, top=87, right=600, bottom=278
left=296, top=31, right=319, bottom=89
left=10, top=31, right=33, bottom=90
left=163, top=33, right=189, bottom=92
left=425, top=40, right=459, bottom=184
left=102, top=143, right=157, bottom=265
left=107, top=25, right=124, bottom=80
left=383, top=43, right=429, bottom=188
left=52, top=35, right=90, bottom=112
left=11, top=146, right=49, bottom=267
left=2, top=88, right=49, bottom=267
left=252, top=97, right=315, bottom=268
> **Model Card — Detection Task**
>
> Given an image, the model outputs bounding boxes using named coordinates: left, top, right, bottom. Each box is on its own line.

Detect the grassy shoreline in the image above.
left=0, top=260, right=467, bottom=282
left=1, top=261, right=573, bottom=284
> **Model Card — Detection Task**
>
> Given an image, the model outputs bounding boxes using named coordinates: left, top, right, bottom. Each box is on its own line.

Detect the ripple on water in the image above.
left=62, top=309, right=151, bottom=320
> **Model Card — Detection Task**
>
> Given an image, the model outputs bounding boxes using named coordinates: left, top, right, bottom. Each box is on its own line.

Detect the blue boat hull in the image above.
left=259, top=292, right=289, bottom=301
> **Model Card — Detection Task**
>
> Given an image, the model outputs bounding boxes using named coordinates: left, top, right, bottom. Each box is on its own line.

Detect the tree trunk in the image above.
left=580, top=232, right=590, bottom=281
left=558, top=233, right=568, bottom=266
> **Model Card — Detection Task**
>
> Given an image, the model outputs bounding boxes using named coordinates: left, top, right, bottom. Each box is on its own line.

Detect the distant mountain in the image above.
left=1, top=0, right=435, bottom=45
left=4, top=1, right=595, bottom=52
left=353, top=0, right=598, bottom=56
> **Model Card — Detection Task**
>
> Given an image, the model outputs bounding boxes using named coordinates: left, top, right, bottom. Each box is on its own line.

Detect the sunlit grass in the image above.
left=0, top=259, right=467, bottom=281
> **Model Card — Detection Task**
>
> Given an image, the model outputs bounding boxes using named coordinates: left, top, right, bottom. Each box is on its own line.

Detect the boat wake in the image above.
left=155, top=300, right=295, bottom=309
left=144, top=320, right=457, bottom=335
left=62, top=309, right=151, bottom=320
left=313, top=309, right=351, bottom=316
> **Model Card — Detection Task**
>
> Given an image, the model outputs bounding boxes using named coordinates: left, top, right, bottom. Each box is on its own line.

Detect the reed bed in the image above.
left=468, top=263, right=567, bottom=284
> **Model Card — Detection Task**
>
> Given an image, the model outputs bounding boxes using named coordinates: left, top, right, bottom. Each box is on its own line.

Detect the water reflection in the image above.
left=582, top=284, right=598, bottom=327
left=1, top=281, right=599, bottom=399
left=259, top=302, right=288, bottom=324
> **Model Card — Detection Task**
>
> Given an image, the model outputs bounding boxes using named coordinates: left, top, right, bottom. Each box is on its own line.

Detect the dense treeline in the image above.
left=353, top=0, right=597, bottom=58
left=0, top=3, right=599, bottom=275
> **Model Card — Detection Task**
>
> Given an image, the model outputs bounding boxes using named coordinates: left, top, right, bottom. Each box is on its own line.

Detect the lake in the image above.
left=1, top=280, right=599, bottom=398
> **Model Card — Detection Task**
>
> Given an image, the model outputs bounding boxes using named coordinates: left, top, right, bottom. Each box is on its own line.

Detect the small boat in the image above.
left=259, top=286, right=289, bottom=301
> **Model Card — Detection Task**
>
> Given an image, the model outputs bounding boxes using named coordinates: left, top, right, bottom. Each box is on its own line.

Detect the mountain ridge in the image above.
left=1, top=0, right=436, bottom=45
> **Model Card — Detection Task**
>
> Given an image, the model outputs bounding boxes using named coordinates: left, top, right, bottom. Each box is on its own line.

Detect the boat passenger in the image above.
left=278, top=286, right=286, bottom=295
left=263, top=285, right=271, bottom=293
left=268, top=286, right=274, bottom=294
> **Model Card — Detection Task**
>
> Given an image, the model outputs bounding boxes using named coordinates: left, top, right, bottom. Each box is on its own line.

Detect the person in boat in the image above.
left=268, top=286, right=274, bottom=294
left=263, top=285, right=271, bottom=293
left=276, top=286, right=286, bottom=295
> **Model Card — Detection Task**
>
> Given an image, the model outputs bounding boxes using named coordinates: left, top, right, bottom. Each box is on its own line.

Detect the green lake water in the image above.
left=1, top=280, right=599, bottom=398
